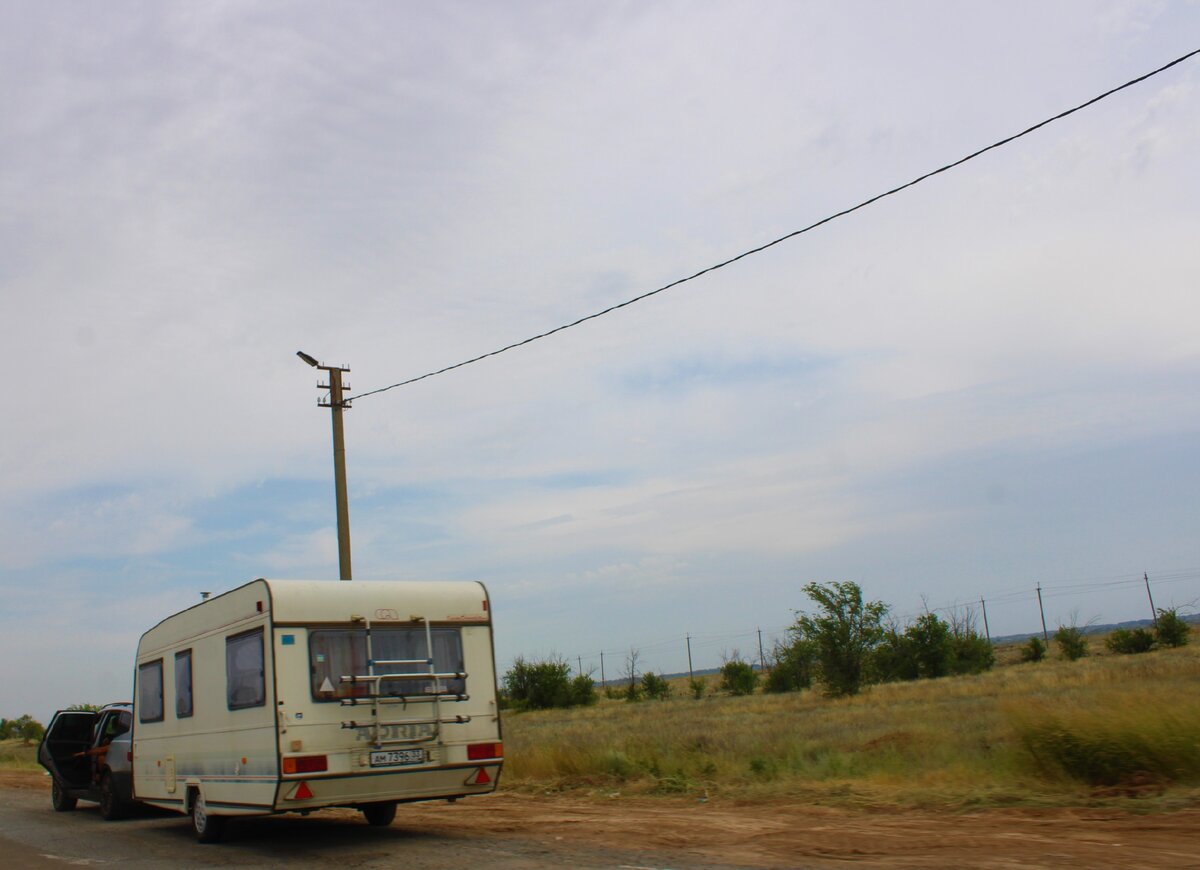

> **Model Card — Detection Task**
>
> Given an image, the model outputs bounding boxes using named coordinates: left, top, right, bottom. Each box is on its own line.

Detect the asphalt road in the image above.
left=0, top=787, right=742, bottom=870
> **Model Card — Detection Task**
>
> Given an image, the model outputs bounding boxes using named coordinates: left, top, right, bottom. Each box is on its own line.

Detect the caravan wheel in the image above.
left=361, top=802, right=397, bottom=827
left=191, top=792, right=226, bottom=844
left=51, top=779, right=77, bottom=812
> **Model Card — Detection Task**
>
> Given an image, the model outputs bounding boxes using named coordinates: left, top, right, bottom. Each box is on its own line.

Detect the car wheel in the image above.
left=51, top=778, right=77, bottom=812
left=191, top=792, right=225, bottom=843
left=99, top=772, right=127, bottom=821
left=361, top=801, right=397, bottom=827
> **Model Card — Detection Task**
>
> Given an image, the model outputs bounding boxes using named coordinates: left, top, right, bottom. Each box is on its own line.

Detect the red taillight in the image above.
left=467, top=742, right=503, bottom=760
left=282, top=755, right=328, bottom=774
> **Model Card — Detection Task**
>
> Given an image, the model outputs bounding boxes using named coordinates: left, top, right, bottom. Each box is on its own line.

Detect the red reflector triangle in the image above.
left=295, top=782, right=313, bottom=800
left=475, top=767, right=491, bottom=784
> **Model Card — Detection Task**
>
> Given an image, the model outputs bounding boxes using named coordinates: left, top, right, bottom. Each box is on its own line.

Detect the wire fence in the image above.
left=549, top=568, right=1200, bottom=684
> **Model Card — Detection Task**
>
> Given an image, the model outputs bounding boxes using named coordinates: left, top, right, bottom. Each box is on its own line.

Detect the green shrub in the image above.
left=720, top=659, right=758, bottom=696
left=1106, top=627, right=1155, bottom=655
left=1054, top=625, right=1089, bottom=661
left=641, top=672, right=671, bottom=701
left=688, top=676, right=707, bottom=699
left=1021, top=636, right=1047, bottom=663
left=1155, top=609, right=1191, bottom=648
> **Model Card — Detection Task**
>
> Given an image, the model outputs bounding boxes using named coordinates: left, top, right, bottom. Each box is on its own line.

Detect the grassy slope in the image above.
left=0, top=739, right=40, bottom=771
left=501, top=636, right=1200, bottom=809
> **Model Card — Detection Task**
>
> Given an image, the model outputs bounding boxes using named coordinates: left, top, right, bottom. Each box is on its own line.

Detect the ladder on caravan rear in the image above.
left=338, top=615, right=472, bottom=749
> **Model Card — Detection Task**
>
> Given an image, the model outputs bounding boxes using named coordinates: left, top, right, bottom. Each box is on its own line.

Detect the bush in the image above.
left=1156, top=609, right=1191, bottom=648
left=797, top=581, right=888, bottom=697
left=720, top=659, right=758, bottom=696
left=569, top=674, right=598, bottom=706
left=502, top=656, right=582, bottom=710
left=641, top=672, right=671, bottom=701
left=1054, top=625, right=1089, bottom=661
left=688, top=676, right=707, bottom=699
left=1021, top=636, right=1047, bottom=663
left=763, top=637, right=817, bottom=693
left=1106, top=627, right=1155, bottom=655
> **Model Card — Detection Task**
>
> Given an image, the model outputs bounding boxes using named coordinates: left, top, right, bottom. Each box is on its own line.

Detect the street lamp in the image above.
left=297, top=350, right=353, bottom=581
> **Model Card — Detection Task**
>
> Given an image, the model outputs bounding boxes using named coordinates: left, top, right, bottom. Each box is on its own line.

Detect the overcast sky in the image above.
left=3, top=1, right=1199, bottom=722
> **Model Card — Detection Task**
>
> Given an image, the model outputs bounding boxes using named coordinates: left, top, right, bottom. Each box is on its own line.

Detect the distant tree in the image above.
left=1155, top=609, right=1191, bottom=648
left=1020, top=636, right=1047, bottom=663
left=67, top=703, right=103, bottom=712
left=797, top=581, right=888, bottom=697
left=10, top=714, right=44, bottom=745
left=1105, top=627, right=1155, bottom=655
left=622, top=648, right=642, bottom=701
left=906, top=612, right=953, bottom=678
left=0, top=718, right=9, bottom=740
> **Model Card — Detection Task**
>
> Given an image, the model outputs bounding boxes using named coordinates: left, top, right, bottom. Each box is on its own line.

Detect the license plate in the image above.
left=369, top=749, right=425, bottom=768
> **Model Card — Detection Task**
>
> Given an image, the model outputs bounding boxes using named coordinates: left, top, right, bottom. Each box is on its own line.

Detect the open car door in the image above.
left=38, top=710, right=98, bottom=790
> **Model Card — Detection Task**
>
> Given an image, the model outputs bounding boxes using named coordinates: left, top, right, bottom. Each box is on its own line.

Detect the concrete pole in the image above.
left=328, top=367, right=353, bottom=581
left=1036, top=583, right=1049, bottom=643
left=1144, top=572, right=1158, bottom=627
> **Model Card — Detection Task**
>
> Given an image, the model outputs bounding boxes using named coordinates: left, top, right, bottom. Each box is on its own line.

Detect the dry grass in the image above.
left=500, top=636, right=1200, bottom=808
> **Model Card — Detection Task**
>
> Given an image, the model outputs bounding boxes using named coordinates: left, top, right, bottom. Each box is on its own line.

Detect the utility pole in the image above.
left=297, top=351, right=353, bottom=581
left=686, top=634, right=694, bottom=681
left=1036, top=582, right=1048, bottom=643
left=578, top=655, right=583, bottom=676
left=757, top=627, right=766, bottom=674
left=1144, top=572, right=1158, bottom=627
left=600, top=651, right=605, bottom=686
left=980, top=596, right=992, bottom=645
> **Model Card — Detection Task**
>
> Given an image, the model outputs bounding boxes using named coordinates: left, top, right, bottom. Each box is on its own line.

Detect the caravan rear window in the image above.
left=309, top=628, right=464, bottom=701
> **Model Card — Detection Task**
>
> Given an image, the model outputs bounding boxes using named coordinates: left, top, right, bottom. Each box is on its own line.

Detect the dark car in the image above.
left=38, top=702, right=134, bottom=820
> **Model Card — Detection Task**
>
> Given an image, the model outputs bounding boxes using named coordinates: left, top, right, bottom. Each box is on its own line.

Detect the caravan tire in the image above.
left=51, top=778, right=77, bottom=812
left=362, top=802, right=397, bottom=827
left=191, top=792, right=226, bottom=844
left=99, top=772, right=126, bottom=821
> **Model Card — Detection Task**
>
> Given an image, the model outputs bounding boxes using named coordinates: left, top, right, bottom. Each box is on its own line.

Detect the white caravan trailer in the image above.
left=132, top=578, right=502, bottom=842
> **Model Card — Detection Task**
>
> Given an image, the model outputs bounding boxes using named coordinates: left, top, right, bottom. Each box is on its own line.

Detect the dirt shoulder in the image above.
left=7, top=773, right=1197, bottom=869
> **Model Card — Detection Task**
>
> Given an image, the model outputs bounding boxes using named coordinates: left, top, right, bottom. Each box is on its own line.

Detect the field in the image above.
left=500, top=634, right=1200, bottom=809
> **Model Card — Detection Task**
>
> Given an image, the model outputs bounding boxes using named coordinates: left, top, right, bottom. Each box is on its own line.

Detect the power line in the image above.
left=349, top=47, right=1200, bottom=403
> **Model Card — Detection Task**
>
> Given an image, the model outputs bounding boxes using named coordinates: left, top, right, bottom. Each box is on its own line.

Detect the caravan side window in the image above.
left=175, top=649, right=193, bottom=718
left=226, top=629, right=265, bottom=710
left=139, top=660, right=164, bottom=723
